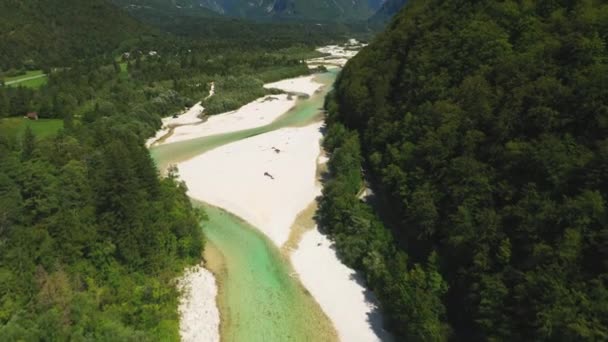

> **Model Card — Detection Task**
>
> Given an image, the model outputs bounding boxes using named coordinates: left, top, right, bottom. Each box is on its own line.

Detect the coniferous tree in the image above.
left=21, top=126, right=35, bottom=161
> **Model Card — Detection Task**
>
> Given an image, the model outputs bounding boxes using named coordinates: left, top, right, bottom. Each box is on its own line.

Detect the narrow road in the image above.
left=5, top=74, right=47, bottom=85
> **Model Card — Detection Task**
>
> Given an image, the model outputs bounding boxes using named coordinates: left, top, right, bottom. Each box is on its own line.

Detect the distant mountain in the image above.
left=271, top=0, right=376, bottom=20
left=0, top=0, right=149, bottom=71
left=368, top=0, right=407, bottom=27
left=114, top=0, right=379, bottom=21
left=110, top=0, right=218, bottom=20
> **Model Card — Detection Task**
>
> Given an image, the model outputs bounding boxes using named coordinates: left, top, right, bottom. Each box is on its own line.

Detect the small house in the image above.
left=26, top=112, right=38, bottom=120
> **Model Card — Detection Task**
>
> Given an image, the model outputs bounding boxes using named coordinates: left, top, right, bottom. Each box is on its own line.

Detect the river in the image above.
left=151, top=70, right=340, bottom=341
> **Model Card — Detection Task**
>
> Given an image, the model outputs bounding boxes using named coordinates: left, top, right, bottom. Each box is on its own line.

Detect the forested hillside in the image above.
left=0, top=0, right=150, bottom=71
left=368, top=0, right=407, bottom=27
left=323, top=0, right=608, bottom=340
left=109, top=0, right=218, bottom=29
left=116, top=11, right=359, bottom=43
left=113, top=0, right=379, bottom=22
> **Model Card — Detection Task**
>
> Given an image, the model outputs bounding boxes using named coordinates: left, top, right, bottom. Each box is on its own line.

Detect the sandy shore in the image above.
left=307, top=58, right=350, bottom=68
left=178, top=264, right=220, bottom=342
left=145, top=102, right=205, bottom=147
left=178, top=122, right=324, bottom=247
left=177, top=120, right=390, bottom=341
left=147, top=83, right=215, bottom=147
left=308, top=41, right=366, bottom=68
left=292, top=229, right=392, bottom=342
left=162, top=94, right=297, bottom=145
left=264, top=75, right=324, bottom=96
left=165, top=102, right=205, bottom=126
left=152, top=75, right=323, bottom=146
left=317, top=44, right=362, bottom=58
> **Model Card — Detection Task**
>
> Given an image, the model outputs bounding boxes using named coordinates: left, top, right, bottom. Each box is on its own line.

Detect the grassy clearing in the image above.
left=0, top=117, right=63, bottom=138
left=4, top=70, right=44, bottom=82
left=11, top=76, right=48, bottom=88
left=3, top=70, right=48, bottom=88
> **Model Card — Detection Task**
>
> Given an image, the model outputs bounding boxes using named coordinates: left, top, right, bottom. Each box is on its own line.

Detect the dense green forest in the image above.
left=130, top=14, right=367, bottom=45
left=0, top=0, right=152, bottom=72
left=0, top=65, right=204, bottom=339
left=0, top=0, right=356, bottom=75
left=323, top=0, right=608, bottom=340
left=1, top=39, right=321, bottom=121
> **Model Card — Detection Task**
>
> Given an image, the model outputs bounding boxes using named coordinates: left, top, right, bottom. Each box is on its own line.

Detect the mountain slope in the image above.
left=368, top=0, right=407, bottom=27
left=0, top=0, right=149, bottom=71
left=114, top=0, right=378, bottom=21
left=110, top=0, right=218, bottom=26
left=324, top=0, right=608, bottom=339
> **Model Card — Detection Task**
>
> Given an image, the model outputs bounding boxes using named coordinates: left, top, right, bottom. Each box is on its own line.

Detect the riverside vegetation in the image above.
left=322, top=0, right=608, bottom=340
left=0, top=87, right=204, bottom=339
left=0, top=5, right=351, bottom=339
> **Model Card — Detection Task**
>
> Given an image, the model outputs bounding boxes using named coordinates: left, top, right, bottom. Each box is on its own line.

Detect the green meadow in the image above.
left=0, top=117, right=63, bottom=138
left=3, top=70, right=48, bottom=88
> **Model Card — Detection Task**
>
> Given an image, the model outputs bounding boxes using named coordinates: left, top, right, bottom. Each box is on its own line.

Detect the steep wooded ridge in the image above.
left=0, top=0, right=150, bottom=71
left=323, top=0, right=608, bottom=340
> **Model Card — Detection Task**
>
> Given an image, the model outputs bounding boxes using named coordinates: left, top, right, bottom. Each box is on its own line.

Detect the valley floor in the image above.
left=151, top=42, right=390, bottom=341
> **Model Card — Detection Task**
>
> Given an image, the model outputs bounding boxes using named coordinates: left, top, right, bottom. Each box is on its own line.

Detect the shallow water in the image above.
left=151, top=70, right=339, bottom=341
left=200, top=205, right=335, bottom=342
